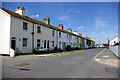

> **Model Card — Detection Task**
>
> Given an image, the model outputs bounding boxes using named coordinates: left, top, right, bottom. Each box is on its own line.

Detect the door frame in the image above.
left=11, top=37, right=16, bottom=50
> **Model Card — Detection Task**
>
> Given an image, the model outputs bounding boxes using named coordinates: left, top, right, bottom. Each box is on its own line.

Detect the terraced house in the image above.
left=0, top=7, right=95, bottom=55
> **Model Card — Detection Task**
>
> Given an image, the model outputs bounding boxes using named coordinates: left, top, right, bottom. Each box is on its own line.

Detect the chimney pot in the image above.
left=42, top=18, right=50, bottom=25
left=67, top=28, right=72, bottom=32
left=79, top=33, right=82, bottom=36
left=15, top=7, right=26, bottom=16
left=73, top=31, right=78, bottom=35
left=57, top=24, right=64, bottom=30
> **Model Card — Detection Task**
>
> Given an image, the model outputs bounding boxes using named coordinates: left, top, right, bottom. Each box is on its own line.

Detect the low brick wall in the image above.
left=109, top=45, right=120, bottom=58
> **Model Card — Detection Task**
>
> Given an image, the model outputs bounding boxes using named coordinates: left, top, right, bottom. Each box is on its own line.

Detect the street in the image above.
left=2, top=48, right=119, bottom=78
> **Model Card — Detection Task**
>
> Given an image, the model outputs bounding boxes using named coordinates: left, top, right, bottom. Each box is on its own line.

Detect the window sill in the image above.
left=23, top=47, right=28, bottom=49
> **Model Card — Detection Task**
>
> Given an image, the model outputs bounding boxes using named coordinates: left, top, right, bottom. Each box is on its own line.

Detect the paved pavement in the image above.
left=93, top=48, right=119, bottom=68
left=1, top=48, right=119, bottom=78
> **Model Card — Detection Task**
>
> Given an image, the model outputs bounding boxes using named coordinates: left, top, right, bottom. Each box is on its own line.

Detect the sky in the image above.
left=2, top=2, right=118, bottom=44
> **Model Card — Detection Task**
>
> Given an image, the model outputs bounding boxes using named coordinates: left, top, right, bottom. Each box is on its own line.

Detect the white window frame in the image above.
left=23, top=38, right=28, bottom=47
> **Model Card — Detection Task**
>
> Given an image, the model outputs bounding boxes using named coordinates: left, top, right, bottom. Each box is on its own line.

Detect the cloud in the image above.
left=77, top=26, right=84, bottom=29
left=94, top=17, right=109, bottom=28
left=30, top=15, right=39, bottom=18
left=66, top=9, right=72, bottom=13
left=66, top=9, right=80, bottom=13
left=26, top=9, right=28, bottom=12
left=102, top=32, right=109, bottom=37
left=75, top=10, right=80, bottom=13
left=98, top=10, right=104, bottom=15
left=58, top=16, right=71, bottom=21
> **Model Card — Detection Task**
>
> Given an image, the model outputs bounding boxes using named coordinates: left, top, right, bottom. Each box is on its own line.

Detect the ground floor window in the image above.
left=52, top=41, right=54, bottom=47
left=37, top=39, right=40, bottom=48
left=23, top=38, right=27, bottom=47
left=59, top=41, right=61, bottom=48
left=44, top=40, right=46, bottom=48
left=47, top=40, right=49, bottom=48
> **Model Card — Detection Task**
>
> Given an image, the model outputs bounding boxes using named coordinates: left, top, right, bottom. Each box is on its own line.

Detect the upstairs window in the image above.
left=67, top=34, right=68, bottom=39
left=37, top=39, right=40, bottom=48
left=23, top=22, right=27, bottom=30
left=52, top=30, right=54, bottom=36
left=37, top=26, right=41, bottom=33
left=59, top=32, right=61, bottom=38
left=23, top=38, right=27, bottom=47
left=69, top=35, right=72, bottom=39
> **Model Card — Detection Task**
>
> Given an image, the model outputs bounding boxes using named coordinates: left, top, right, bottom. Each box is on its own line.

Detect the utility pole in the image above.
left=108, top=38, right=109, bottom=49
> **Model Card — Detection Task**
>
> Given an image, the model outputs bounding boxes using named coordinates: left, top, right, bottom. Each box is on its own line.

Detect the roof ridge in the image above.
left=1, top=7, right=94, bottom=42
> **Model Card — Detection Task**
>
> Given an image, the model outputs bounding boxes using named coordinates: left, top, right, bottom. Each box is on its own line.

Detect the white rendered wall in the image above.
left=0, top=9, right=11, bottom=55
left=58, top=31, right=69, bottom=49
left=84, top=39, right=88, bottom=48
left=70, top=35, right=74, bottom=47
left=11, top=16, right=33, bottom=53
left=34, top=24, right=57, bottom=50
left=109, top=36, right=120, bottom=45
left=73, top=36, right=80, bottom=48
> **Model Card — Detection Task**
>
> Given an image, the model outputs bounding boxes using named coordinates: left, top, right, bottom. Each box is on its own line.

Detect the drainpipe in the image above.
left=32, top=23, right=34, bottom=53
left=56, top=30, right=58, bottom=48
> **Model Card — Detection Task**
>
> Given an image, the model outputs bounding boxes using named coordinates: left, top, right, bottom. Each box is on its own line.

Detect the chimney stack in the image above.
left=73, top=31, right=78, bottom=35
left=79, top=33, right=82, bottom=36
left=57, top=24, right=64, bottom=30
left=67, top=28, right=72, bottom=33
left=86, top=36, right=91, bottom=39
left=42, top=18, right=50, bottom=25
left=15, top=7, right=26, bottom=16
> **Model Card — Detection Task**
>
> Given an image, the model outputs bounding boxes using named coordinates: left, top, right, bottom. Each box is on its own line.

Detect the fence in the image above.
left=109, top=45, right=120, bottom=58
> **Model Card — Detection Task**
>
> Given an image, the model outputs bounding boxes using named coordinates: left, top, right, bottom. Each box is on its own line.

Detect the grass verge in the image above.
left=18, top=48, right=98, bottom=56
left=52, top=48, right=97, bottom=55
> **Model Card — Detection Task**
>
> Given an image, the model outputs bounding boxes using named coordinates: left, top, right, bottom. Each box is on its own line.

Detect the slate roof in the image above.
left=1, top=7, right=94, bottom=42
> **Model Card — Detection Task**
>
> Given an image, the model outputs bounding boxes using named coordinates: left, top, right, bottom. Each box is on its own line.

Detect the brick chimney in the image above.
left=42, top=18, right=50, bottom=25
left=15, top=7, right=26, bottom=16
left=73, top=31, right=78, bottom=35
left=79, top=33, right=82, bottom=36
left=57, top=24, right=64, bottom=30
left=67, top=28, right=72, bottom=33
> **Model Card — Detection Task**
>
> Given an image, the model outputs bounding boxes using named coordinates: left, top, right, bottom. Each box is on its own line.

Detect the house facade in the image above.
left=109, top=36, right=120, bottom=46
left=0, top=7, right=95, bottom=55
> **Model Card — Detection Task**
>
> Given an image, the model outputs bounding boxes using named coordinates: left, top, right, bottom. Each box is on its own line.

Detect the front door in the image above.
left=11, top=38, right=16, bottom=50
left=47, top=40, right=49, bottom=49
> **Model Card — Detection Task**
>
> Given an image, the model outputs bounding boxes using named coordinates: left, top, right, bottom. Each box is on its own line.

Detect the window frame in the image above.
left=52, top=30, right=54, bottom=36
left=59, top=32, right=61, bottom=38
left=52, top=41, right=54, bottom=47
left=23, top=22, right=28, bottom=30
left=67, top=34, right=68, bottom=39
left=37, top=39, right=40, bottom=48
left=23, top=38, right=28, bottom=47
left=59, top=41, right=61, bottom=48
left=44, top=40, right=46, bottom=48
left=37, top=26, right=41, bottom=33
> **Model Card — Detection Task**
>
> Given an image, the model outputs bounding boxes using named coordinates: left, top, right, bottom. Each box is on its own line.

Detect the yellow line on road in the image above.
left=91, top=48, right=106, bottom=61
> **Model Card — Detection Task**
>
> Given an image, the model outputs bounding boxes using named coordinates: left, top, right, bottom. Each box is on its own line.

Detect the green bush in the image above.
left=65, top=45, right=73, bottom=51
left=74, top=47, right=80, bottom=50
left=53, top=46, right=63, bottom=52
left=54, top=46, right=59, bottom=51
left=58, top=48, right=63, bottom=52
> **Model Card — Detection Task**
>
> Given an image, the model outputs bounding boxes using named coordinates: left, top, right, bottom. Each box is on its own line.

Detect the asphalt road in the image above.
left=2, top=48, right=118, bottom=78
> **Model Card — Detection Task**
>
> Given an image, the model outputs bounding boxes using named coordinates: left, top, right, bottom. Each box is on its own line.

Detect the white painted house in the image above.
left=109, top=36, right=120, bottom=46
left=0, top=7, right=95, bottom=56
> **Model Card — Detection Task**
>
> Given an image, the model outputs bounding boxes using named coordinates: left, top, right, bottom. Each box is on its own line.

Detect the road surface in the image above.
left=2, top=48, right=118, bottom=78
